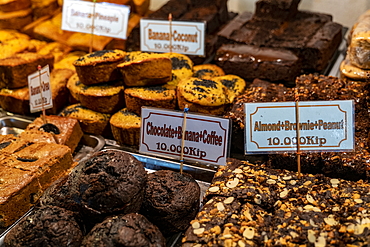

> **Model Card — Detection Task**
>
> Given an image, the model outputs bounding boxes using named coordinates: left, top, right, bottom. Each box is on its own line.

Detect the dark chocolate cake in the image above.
left=215, top=0, right=343, bottom=82
left=4, top=206, right=83, bottom=247
left=140, top=170, right=201, bottom=236
left=81, top=213, right=166, bottom=247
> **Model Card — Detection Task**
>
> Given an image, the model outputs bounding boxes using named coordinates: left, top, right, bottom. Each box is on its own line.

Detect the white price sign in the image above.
left=140, top=19, right=205, bottom=55
left=28, top=65, right=53, bottom=113
left=140, top=107, right=230, bottom=166
left=62, top=0, right=130, bottom=39
left=245, top=100, right=354, bottom=154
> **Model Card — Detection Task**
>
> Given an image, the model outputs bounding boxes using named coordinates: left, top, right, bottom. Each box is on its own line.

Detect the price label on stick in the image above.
left=62, top=0, right=130, bottom=39
left=28, top=65, right=53, bottom=113
left=244, top=100, right=355, bottom=154
left=140, top=18, right=205, bottom=55
left=140, top=107, right=230, bottom=166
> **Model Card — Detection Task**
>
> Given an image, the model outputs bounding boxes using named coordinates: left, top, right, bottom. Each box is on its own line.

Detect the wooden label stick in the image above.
left=89, top=0, right=97, bottom=53
left=37, top=65, right=46, bottom=124
left=179, top=105, right=189, bottom=174
left=168, top=13, right=172, bottom=54
left=295, top=92, right=301, bottom=178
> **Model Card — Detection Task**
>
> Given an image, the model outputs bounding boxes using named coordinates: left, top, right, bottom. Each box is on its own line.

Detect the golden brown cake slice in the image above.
left=192, top=64, right=225, bottom=79
left=0, top=52, right=54, bottom=89
left=37, top=42, right=73, bottom=63
left=0, top=0, right=31, bottom=12
left=0, top=8, right=33, bottom=30
left=0, top=142, right=75, bottom=229
left=21, top=115, right=83, bottom=153
left=213, top=74, right=247, bottom=103
left=163, top=52, right=194, bottom=87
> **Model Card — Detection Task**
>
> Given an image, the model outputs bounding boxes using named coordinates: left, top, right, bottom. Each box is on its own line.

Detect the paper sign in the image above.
left=140, top=19, right=205, bottom=55
left=140, top=107, right=230, bottom=166
left=244, top=100, right=354, bottom=154
left=62, top=0, right=130, bottom=39
left=28, top=65, right=52, bottom=113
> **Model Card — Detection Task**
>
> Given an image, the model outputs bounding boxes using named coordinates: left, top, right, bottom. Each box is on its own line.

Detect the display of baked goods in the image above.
left=110, top=108, right=141, bottom=146
left=67, top=73, right=125, bottom=114
left=215, top=0, right=343, bottom=82
left=0, top=0, right=31, bottom=12
left=0, top=8, right=33, bottom=30
left=73, top=49, right=126, bottom=86
left=164, top=52, right=194, bottom=86
left=183, top=158, right=370, bottom=246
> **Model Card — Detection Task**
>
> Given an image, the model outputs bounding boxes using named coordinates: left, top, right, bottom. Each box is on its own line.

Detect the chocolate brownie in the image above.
left=215, top=0, right=342, bottom=80
left=215, top=43, right=300, bottom=82
left=81, top=213, right=166, bottom=247
left=40, top=150, right=147, bottom=230
left=4, top=206, right=83, bottom=247
left=253, top=0, right=301, bottom=21
left=140, top=170, right=200, bottom=236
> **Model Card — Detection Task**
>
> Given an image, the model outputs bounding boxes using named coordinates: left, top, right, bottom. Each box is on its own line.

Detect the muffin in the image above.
left=124, top=84, right=177, bottom=116
left=140, top=170, right=200, bottom=236
left=73, top=49, right=126, bottom=85
left=117, top=53, right=172, bottom=87
left=4, top=205, right=83, bottom=247
left=59, top=103, right=111, bottom=136
left=164, top=52, right=194, bottom=86
left=40, top=150, right=148, bottom=230
left=177, top=77, right=228, bottom=115
left=192, top=64, right=225, bottom=79
left=67, top=73, right=125, bottom=113
left=110, top=108, right=141, bottom=146
left=81, top=213, right=166, bottom=247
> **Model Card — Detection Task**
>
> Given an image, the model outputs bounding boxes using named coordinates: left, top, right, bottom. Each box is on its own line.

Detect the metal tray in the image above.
left=0, top=115, right=105, bottom=163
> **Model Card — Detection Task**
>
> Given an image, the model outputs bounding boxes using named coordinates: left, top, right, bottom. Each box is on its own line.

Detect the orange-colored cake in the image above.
left=0, top=8, right=33, bottom=30
left=0, top=0, right=31, bottom=12
left=192, top=64, right=225, bottom=79
left=21, top=115, right=83, bottom=153
left=0, top=52, right=54, bottom=89
left=0, top=142, right=75, bottom=229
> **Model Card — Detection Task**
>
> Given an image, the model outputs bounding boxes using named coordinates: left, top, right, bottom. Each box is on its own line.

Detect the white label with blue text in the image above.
left=244, top=100, right=354, bottom=154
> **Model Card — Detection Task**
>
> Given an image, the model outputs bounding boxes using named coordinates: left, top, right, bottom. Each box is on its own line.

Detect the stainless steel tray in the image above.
left=0, top=115, right=105, bottom=163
